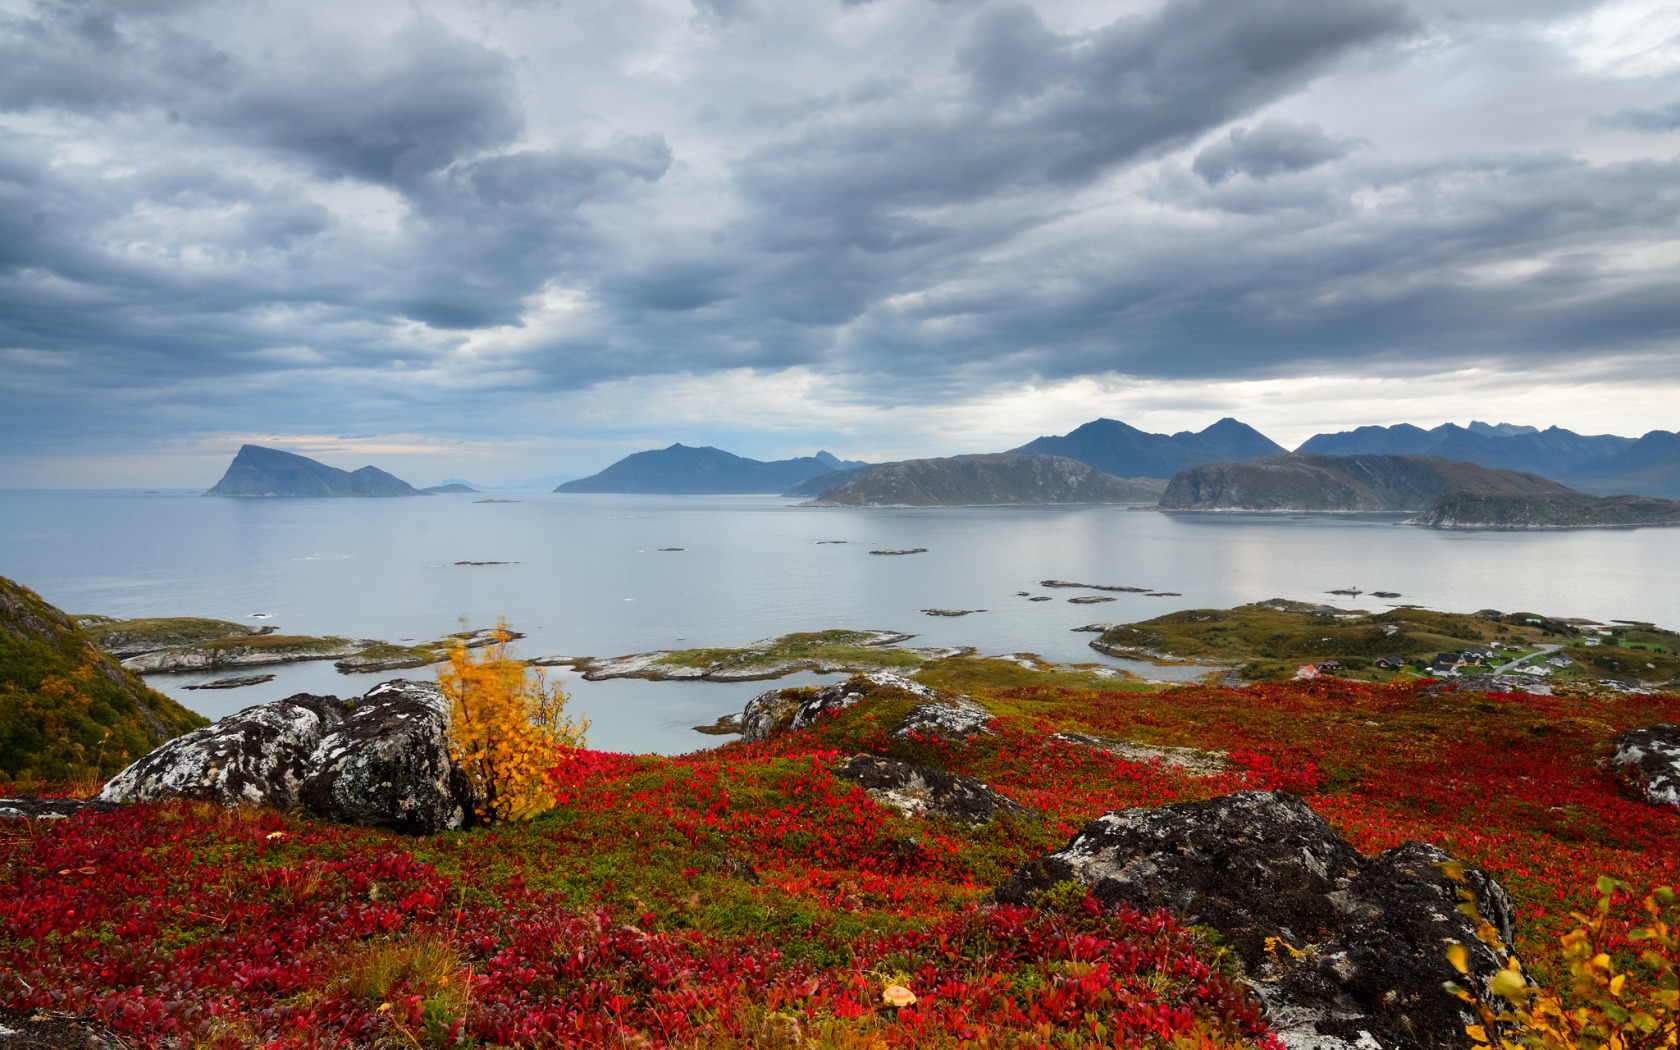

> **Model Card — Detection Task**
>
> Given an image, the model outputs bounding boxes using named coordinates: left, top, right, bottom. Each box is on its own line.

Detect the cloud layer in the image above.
left=1, top=0, right=1677, bottom=483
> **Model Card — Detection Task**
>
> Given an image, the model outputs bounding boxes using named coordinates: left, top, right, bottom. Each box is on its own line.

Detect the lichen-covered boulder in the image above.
left=298, top=679, right=476, bottom=834
left=740, top=672, right=937, bottom=743
left=838, top=754, right=1026, bottom=824
left=993, top=791, right=1517, bottom=1050
left=891, top=698, right=992, bottom=741
left=1610, top=725, right=1680, bottom=808
left=98, top=693, right=349, bottom=809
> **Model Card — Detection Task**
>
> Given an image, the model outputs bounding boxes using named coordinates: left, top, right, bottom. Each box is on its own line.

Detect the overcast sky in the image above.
left=2, top=0, right=1678, bottom=486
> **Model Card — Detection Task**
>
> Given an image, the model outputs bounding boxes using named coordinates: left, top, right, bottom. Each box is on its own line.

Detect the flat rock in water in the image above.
left=838, top=754, right=1026, bottom=825
left=298, top=680, right=476, bottom=834
left=869, top=548, right=927, bottom=555
left=921, top=608, right=984, bottom=616
left=184, top=673, right=276, bottom=689
left=1611, top=725, right=1680, bottom=808
left=99, top=693, right=350, bottom=809
left=993, top=791, right=1518, bottom=1050
left=1067, top=595, right=1116, bottom=604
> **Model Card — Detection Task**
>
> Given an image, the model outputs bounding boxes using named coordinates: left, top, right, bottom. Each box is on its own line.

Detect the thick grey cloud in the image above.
left=0, top=0, right=1678, bottom=475
left=1192, top=119, right=1360, bottom=183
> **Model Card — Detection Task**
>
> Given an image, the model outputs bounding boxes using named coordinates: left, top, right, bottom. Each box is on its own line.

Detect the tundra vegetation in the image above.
left=3, top=651, right=1679, bottom=1047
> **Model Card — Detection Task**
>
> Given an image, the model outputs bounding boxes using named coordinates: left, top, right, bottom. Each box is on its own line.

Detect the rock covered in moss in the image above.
left=0, top=798, right=121, bottom=821
left=1610, top=724, right=1680, bottom=808
left=298, top=679, right=476, bottom=834
left=98, top=693, right=349, bottom=809
left=994, top=790, right=1517, bottom=1050
left=739, top=671, right=936, bottom=743
left=837, top=754, right=1025, bottom=825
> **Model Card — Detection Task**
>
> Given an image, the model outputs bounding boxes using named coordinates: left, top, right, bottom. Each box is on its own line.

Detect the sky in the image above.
left=1, top=0, right=1678, bottom=488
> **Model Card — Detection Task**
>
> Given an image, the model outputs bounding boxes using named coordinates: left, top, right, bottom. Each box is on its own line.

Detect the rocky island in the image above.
left=205, top=444, right=426, bottom=497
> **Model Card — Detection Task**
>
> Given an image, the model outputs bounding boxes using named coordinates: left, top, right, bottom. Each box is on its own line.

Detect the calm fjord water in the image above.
left=3, top=488, right=1676, bottom=754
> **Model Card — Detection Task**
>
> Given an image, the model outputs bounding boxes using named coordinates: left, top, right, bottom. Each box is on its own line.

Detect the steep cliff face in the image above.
left=803, top=453, right=1167, bottom=507
left=0, top=576, right=208, bottom=781
left=1159, top=454, right=1573, bottom=512
left=206, top=445, right=425, bottom=497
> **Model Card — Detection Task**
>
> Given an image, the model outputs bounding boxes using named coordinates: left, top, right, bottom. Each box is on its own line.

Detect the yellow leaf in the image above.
left=1448, top=944, right=1471, bottom=974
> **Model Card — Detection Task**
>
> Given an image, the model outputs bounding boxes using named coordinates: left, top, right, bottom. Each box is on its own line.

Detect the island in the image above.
left=205, top=444, right=426, bottom=497
left=799, top=452, right=1167, bottom=507
left=556, top=444, right=866, bottom=494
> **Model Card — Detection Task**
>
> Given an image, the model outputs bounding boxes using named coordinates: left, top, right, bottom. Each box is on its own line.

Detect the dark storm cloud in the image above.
left=1191, top=119, right=1360, bottom=184
left=2, top=0, right=1679, bottom=464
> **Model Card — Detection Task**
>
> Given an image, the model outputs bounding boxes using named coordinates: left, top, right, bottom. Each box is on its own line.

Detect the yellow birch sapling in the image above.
left=438, top=625, right=586, bottom=824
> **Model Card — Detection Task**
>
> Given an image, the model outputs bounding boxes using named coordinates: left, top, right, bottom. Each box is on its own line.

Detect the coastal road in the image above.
left=1493, top=644, right=1562, bottom=676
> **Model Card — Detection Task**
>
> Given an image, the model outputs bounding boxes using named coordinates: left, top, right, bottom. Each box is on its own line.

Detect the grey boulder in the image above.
left=993, top=790, right=1517, bottom=1050
left=98, top=693, right=349, bottom=809
left=837, top=754, right=1026, bottom=824
left=98, top=680, right=477, bottom=834
left=298, top=679, right=476, bottom=834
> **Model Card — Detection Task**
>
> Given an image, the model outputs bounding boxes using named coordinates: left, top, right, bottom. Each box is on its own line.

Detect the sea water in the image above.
left=3, top=488, right=1676, bottom=753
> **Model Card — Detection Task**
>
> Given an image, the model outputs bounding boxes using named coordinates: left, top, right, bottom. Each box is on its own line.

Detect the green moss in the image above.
left=81, top=616, right=252, bottom=651
left=1092, top=602, right=1566, bottom=682
left=655, top=630, right=925, bottom=674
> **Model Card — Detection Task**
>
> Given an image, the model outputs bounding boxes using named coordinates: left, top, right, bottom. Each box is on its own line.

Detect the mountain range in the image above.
left=1011, top=417, right=1286, bottom=478
left=206, top=445, right=425, bottom=497
left=1298, top=422, right=1680, bottom=498
left=554, top=444, right=867, bottom=494
left=1161, top=453, right=1680, bottom=529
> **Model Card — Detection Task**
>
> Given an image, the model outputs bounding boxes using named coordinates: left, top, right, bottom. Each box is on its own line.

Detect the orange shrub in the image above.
left=437, top=626, right=586, bottom=824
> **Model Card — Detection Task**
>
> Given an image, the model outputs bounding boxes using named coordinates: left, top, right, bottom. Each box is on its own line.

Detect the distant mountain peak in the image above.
left=1012, top=417, right=1284, bottom=479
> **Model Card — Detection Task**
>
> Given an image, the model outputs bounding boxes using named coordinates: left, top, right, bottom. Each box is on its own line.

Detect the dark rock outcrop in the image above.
left=838, top=754, right=1025, bottom=825
left=0, top=798, right=121, bottom=821
left=0, top=1007, right=130, bottom=1049
left=993, top=791, right=1516, bottom=1050
left=98, top=693, right=349, bottom=809
left=298, top=680, right=475, bottom=834
left=1610, top=725, right=1680, bottom=808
